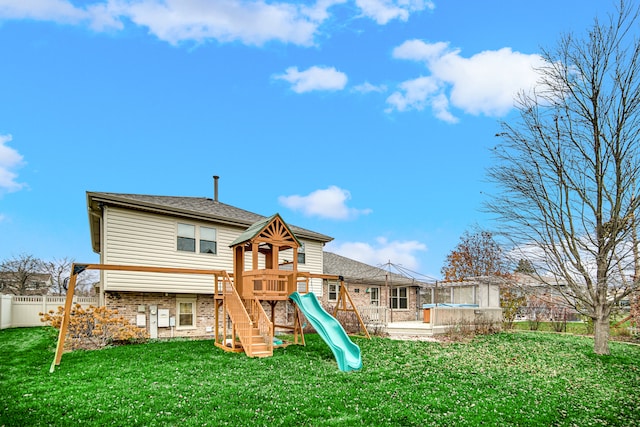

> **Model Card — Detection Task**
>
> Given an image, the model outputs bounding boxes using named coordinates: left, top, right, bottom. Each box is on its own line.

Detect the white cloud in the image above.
left=326, top=237, right=427, bottom=270
left=0, top=0, right=348, bottom=46
left=0, top=0, right=86, bottom=22
left=356, top=0, right=434, bottom=25
left=387, top=39, right=545, bottom=121
left=385, top=75, right=439, bottom=112
left=275, top=66, right=348, bottom=93
left=0, top=0, right=123, bottom=30
left=278, top=185, right=371, bottom=220
left=0, top=0, right=433, bottom=46
left=352, top=81, right=387, bottom=94
left=392, top=39, right=450, bottom=62
left=0, top=134, right=26, bottom=194
left=120, top=0, right=340, bottom=46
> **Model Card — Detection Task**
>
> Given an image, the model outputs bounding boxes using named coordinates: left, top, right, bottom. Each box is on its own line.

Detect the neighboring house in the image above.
left=87, top=186, right=333, bottom=339
left=321, top=254, right=504, bottom=327
left=512, top=273, right=580, bottom=321
left=322, top=252, right=428, bottom=322
left=0, top=272, right=52, bottom=295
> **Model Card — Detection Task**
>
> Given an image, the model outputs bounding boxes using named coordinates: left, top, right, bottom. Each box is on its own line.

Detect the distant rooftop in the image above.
left=323, top=252, right=429, bottom=287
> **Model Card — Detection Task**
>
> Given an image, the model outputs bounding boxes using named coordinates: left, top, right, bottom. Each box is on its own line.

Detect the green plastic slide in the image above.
left=289, top=291, right=362, bottom=372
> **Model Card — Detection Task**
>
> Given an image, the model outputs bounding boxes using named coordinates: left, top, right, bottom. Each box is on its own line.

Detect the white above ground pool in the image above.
left=422, top=303, right=479, bottom=309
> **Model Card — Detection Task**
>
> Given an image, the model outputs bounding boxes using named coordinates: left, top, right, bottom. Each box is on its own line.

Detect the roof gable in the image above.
left=230, top=213, right=301, bottom=249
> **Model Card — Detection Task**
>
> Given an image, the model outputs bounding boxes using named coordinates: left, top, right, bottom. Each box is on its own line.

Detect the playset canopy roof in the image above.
left=229, top=213, right=301, bottom=250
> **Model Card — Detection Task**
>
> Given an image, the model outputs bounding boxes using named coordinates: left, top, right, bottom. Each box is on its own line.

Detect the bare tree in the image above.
left=0, top=254, right=48, bottom=295
left=42, top=257, right=99, bottom=296
left=487, top=2, right=640, bottom=354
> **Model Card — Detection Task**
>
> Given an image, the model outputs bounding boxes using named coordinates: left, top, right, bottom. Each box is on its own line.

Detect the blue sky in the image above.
left=0, top=0, right=608, bottom=280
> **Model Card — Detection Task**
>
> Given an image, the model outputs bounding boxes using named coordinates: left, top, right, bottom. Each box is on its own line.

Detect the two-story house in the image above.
left=87, top=183, right=332, bottom=339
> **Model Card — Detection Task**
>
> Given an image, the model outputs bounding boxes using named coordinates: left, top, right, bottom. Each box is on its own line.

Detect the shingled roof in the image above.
left=87, top=192, right=332, bottom=253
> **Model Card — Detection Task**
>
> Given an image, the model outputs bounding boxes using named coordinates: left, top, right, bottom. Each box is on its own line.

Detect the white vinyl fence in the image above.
left=0, top=295, right=98, bottom=329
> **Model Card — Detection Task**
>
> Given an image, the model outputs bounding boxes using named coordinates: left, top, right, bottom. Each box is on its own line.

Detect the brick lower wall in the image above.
left=105, top=291, right=217, bottom=338
left=105, top=291, right=296, bottom=338
left=320, top=281, right=421, bottom=322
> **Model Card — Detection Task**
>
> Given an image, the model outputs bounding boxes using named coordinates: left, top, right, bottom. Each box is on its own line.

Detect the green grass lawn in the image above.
left=511, top=321, right=591, bottom=334
left=510, top=320, right=639, bottom=341
left=1, top=328, right=639, bottom=426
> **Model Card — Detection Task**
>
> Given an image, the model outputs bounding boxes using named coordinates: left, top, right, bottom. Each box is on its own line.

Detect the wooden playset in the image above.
left=50, top=214, right=369, bottom=372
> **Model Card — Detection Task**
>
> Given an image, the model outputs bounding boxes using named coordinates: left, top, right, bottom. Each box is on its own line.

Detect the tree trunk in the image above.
left=593, top=311, right=611, bottom=355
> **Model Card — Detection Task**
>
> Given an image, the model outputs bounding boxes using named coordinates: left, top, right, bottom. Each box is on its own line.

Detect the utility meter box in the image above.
left=136, top=314, right=146, bottom=327
left=158, top=309, right=170, bottom=327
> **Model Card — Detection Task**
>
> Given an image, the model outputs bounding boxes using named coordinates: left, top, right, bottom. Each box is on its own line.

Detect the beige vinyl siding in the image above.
left=280, top=239, right=324, bottom=295
left=302, top=240, right=324, bottom=295
left=103, top=207, right=241, bottom=293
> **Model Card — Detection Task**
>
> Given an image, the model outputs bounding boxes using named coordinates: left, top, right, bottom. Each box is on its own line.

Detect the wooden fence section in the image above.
left=0, top=295, right=98, bottom=329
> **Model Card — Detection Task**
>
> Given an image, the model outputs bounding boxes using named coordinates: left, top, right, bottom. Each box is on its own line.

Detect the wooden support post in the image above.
left=231, top=322, right=237, bottom=349
left=214, top=299, right=221, bottom=346
left=269, top=301, right=277, bottom=327
left=332, top=280, right=371, bottom=339
left=50, top=264, right=80, bottom=373
left=293, top=306, right=305, bottom=346
left=223, top=304, right=229, bottom=347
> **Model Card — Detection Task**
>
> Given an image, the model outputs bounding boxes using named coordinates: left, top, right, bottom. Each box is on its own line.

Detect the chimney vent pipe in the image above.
left=213, top=176, right=219, bottom=202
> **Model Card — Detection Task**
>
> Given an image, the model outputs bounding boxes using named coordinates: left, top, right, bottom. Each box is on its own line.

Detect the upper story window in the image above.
left=200, top=226, right=217, bottom=254
left=177, top=223, right=196, bottom=252
left=297, top=242, right=305, bottom=264
left=177, top=223, right=217, bottom=255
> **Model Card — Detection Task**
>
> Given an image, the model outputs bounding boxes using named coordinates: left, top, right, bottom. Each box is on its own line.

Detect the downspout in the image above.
left=99, top=204, right=105, bottom=307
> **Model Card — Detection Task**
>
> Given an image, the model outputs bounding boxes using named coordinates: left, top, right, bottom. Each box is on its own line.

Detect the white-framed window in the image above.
left=176, top=297, right=196, bottom=329
left=177, top=223, right=196, bottom=252
left=177, top=223, right=217, bottom=255
left=200, top=226, right=217, bottom=254
left=328, top=281, right=340, bottom=302
left=390, top=287, right=408, bottom=309
left=369, top=287, right=380, bottom=305
left=297, top=242, right=305, bottom=264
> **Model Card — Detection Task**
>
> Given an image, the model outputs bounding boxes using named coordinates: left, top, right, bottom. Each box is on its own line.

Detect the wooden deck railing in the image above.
left=218, top=272, right=255, bottom=355
left=246, top=298, right=273, bottom=354
left=244, top=269, right=294, bottom=298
